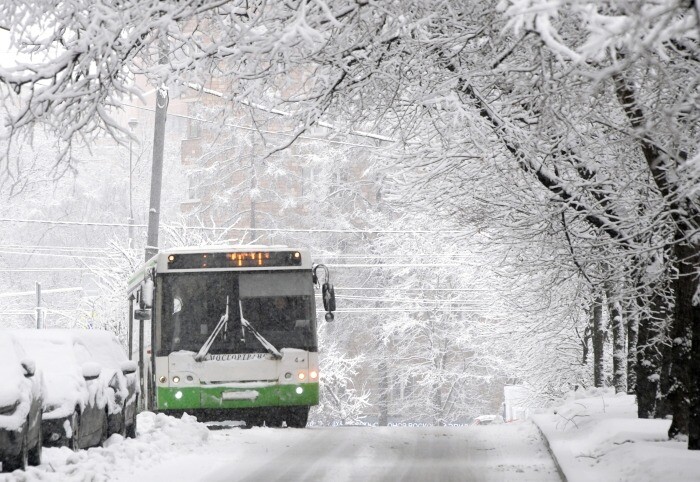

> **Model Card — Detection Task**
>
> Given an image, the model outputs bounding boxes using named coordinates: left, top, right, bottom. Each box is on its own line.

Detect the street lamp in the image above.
left=128, top=118, right=139, bottom=249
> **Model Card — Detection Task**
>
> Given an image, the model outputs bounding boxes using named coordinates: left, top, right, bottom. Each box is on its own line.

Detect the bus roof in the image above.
left=127, top=245, right=313, bottom=292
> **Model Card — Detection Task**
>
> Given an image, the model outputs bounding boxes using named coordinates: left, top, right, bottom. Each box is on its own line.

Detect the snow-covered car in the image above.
left=13, top=330, right=137, bottom=450
left=68, top=330, right=139, bottom=438
left=0, top=332, right=44, bottom=472
left=471, top=415, right=505, bottom=426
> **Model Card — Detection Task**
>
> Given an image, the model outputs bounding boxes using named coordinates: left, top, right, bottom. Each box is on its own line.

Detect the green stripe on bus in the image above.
left=156, top=383, right=319, bottom=410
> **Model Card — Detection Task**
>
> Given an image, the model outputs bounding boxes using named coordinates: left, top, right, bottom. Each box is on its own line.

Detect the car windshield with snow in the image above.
left=0, top=332, right=43, bottom=473
left=12, top=329, right=138, bottom=450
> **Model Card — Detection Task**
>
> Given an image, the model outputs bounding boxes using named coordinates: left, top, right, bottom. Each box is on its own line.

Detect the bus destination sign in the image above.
left=167, top=251, right=302, bottom=269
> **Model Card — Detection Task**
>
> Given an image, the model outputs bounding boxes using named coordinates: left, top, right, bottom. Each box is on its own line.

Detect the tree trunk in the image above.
left=635, top=289, right=668, bottom=419
left=667, top=244, right=695, bottom=440
left=606, top=285, right=626, bottom=394
left=377, top=353, right=389, bottom=427
left=432, top=381, right=443, bottom=426
left=592, top=296, right=605, bottom=388
left=657, top=306, right=674, bottom=420
left=626, top=304, right=639, bottom=395
left=635, top=315, right=657, bottom=418
left=689, top=274, right=700, bottom=450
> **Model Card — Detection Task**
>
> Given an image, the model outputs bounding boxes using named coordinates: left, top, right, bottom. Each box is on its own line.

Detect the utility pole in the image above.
left=145, top=83, right=168, bottom=262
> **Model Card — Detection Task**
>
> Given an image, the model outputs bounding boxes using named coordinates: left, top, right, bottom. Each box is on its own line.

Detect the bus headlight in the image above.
left=297, top=371, right=306, bottom=381
left=159, top=376, right=167, bottom=384
left=175, top=391, right=183, bottom=399
left=296, top=387, right=303, bottom=395
left=309, top=370, right=318, bottom=380
left=172, top=376, right=180, bottom=384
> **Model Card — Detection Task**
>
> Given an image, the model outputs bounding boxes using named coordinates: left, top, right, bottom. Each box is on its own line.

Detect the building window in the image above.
left=188, top=176, right=200, bottom=200
left=188, top=120, right=201, bottom=139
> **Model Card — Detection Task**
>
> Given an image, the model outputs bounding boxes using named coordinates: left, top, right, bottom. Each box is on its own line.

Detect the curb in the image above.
left=531, top=417, right=568, bottom=482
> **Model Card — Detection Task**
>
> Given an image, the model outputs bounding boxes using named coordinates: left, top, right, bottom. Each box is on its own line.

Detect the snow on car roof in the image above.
left=57, top=329, right=128, bottom=368
left=0, top=332, right=26, bottom=406
left=14, top=328, right=128, bottom=369
left=475, top=415, right=500, bottom=420
left=11, top=329, right=101, bottom=416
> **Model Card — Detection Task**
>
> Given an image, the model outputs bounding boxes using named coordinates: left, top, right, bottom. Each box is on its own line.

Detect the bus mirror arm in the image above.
left=134, top=309, right=151, bottom=321
left=140, top=275, right=154, bottom=309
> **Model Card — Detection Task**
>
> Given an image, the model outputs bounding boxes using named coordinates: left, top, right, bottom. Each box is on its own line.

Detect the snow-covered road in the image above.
left=184, top=423, right=561, bottom=482
left=2, top=413, right=560, bottom=481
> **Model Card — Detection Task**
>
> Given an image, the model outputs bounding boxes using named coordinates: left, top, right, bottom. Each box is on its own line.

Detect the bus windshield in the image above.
left=156, top=271, right=317, bottom=357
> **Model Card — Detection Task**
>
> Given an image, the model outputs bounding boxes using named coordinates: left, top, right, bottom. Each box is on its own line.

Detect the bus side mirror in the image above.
left=322, top=283, right=336, bottom=321
left=313, top=263, right=336, bottom=322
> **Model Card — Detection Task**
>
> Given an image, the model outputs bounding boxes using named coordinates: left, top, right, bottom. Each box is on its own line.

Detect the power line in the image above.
left=0, top=268, right=100, bottom=272
left=328, top=297, right=490, bottom=305
left=327, top=309, right=489, bottom=313
left=0, top=245, right=109, bottom=253
left=322, top=293, right=488, bottom=301
left=0, top=218, right=143, bottom=228
left=0, top=217, right=473, bottom=235
left=184, top=83, right=396, bottom=144
left=0, top=249, right=108, bottom=260
left=0, top=287, right=83, bottom=298
left=334, top=288, right=488, bottom=291
left=317, top=254, right=483, bottom=259
left=124, top=102, right=384, bottom=150
left=0, top=264, right=466, bottom=273
left=327, top=263, right=477, bottom=268
left=0, top=245, right=484, bottom=259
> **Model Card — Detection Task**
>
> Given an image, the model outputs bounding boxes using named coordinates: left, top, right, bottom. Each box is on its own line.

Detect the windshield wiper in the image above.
left=195, top=296, right=230, bottom=362
left=239, top=300, right=282, bottom=359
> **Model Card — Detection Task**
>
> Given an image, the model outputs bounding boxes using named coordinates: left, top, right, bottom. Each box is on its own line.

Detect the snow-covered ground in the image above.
left=1, top=413, right=208, bottom=481
left=6, top=390, right=698, bottom=482
left=532, top=388, right=700, bottom=482
left=1, top=413, right=558, bottom=481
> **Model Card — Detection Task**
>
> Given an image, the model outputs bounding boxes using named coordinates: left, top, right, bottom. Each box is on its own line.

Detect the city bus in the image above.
left=126, top=245, right=335, bottom=428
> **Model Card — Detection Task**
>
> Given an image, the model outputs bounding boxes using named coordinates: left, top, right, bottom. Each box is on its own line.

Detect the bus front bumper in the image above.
left=157, top=383, right=319, bottom=411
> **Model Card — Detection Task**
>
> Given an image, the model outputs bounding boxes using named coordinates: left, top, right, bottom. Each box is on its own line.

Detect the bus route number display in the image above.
left=167, top=251, right=302, bottom=269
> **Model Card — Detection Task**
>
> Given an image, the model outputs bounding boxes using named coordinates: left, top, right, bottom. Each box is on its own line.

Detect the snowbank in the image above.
left=532, top=388, right=700, bottom=482
left=2, top=412, right=209, bottom=481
